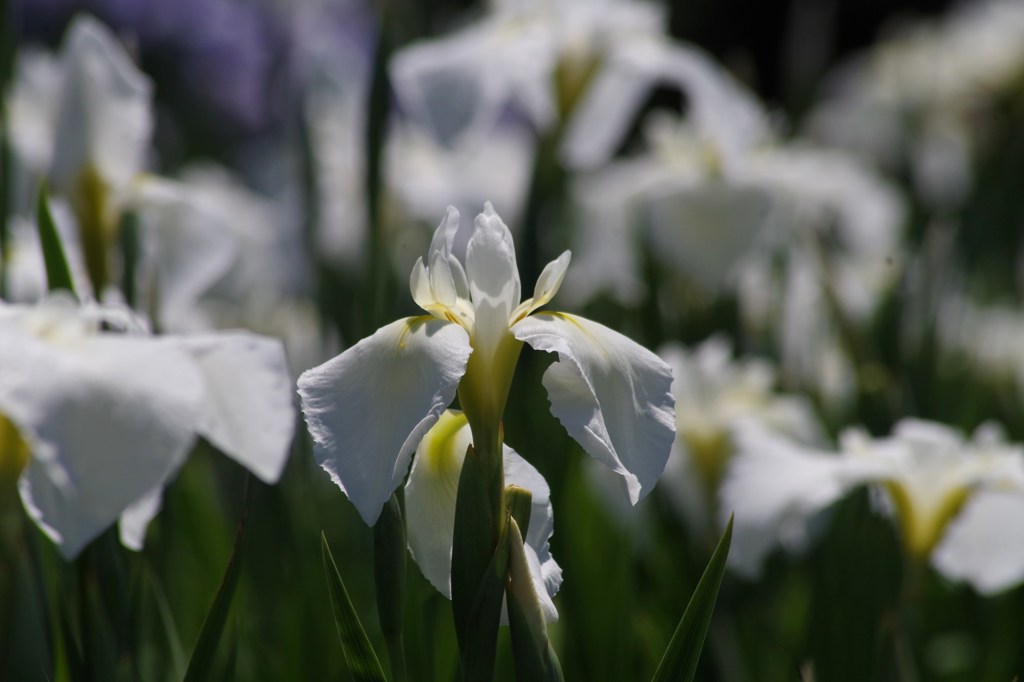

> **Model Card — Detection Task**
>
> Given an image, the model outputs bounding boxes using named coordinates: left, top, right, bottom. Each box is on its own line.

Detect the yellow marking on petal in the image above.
left=421, top=410, right=469, bottom=474
left=73, top=165, right=116, bottom=295
left=0, top=415, right=30, bottom=490
left=548, top=311, right=610, bottom=362
left=397, top=316, right=433, bottom=351
left=887, top=481, right=972, bottom=559
left=683, top=427, right=732, bottom=496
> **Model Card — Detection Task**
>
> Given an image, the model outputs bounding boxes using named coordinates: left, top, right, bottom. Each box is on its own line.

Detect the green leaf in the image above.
left=505, top=517, right=563, bottom=682
left=320, top=532, right=387, bottom=682
left=35, top=182, right=76, bottom=296
left=374, top=491, right=407, bottom=682
left=651, top=514, right=733, bottom=682
left=451, top=443, right=503, bottom=673
left=182, top=476, right=251, bottom=682
left=460, top=518, right=510, bottom=682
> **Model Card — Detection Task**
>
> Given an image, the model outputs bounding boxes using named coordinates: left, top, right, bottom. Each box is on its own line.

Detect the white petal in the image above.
left=466, top=203, right=521, bottom=356
left=404, top=410, right=560, bottom=620
left=564, top=39, right=767, bottom=170
left=405, top=410, right=473, bottom=597
left=516, top=251, right=571, bottom=320
left=7, top=48, right=62, bottom=173
left=175, top=332, right=295, bottom=483
left=647, top=181, right=774, bottom=294
left=719, top=424, right=862, bottom=577
left=5, top=326, right=203, bottom=559
left=117, top=486, right=163, bottom=551
left=931, top=490, right=1024, bottom=595
left=512, top=312, right=675, bottom=504
left=297, top=317, right=471, bottom=525
left=389, top=31, right=504, bottom=147
left=50, top=15, right=153, bottom=195
left=130, top=177, right=238, bottom=330
left=505, top=450, right=562, bottom=620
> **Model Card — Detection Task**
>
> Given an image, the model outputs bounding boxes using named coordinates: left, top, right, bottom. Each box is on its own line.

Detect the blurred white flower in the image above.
left=389, top=0, right=666, bottom=154
left=658, top=337, right=822, bottom=534
left=6, top=13, right=299, bottom=336
left=807, top=0, right=1024, bottom=210
left=7, top=14, right=153, bottom=295
left=721, top=418, right=1024, bottom=594
left=0, top=295, right=295, bottom=558
left=298, top=203, right=675, bottom=525
left=305, top=79, right=535, bottom=278
left=405, top=409, right=561, bottom=620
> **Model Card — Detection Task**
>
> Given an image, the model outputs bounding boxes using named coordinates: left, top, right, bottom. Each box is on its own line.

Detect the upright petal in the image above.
left=297, top=317, right=471, bottom=525
left=466, top=203, right=521, bottom=358
left=511, top=312, right=675, bottom=504
left=175, top=333, right=295, bottom=484
left=6, top=330, right=203, bottom=559
left=50, top=14, right=153, bottom=196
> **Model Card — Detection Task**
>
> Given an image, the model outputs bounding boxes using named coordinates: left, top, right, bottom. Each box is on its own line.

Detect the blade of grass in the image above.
left=651, top=515, right=733, bottom=682
left=36, top=182, right=77, bottom=296
left=182, top=474, right=251, bottom=682
left=320, top=532, right=387, bottom=682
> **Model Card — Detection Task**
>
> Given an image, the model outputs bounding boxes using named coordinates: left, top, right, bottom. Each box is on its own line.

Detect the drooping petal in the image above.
left=930, top=490, right=1024, bottom=595
left=466, top=203, right=521, bottom=358
left=297, top=317, right=471, bottom=525
left=720, top=424, right=869, bottom=577
left=504, top=449, right=562, bottom=620
left=117, top=486, right=163, bottom=551
left=175, top=332, right=295, bottom=484
left=405, top=410, right=472, bottom=598
left=4, top=323, right=203, bottom=559
left=49, top=14, right=153, bottom=196
left=511, top=312, right=675, bottom=504
left=404, top=410, right=560, bottom=620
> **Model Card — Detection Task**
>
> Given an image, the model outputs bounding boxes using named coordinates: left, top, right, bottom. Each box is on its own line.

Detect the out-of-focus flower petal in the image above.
left=5, top=311, right=203, bottom=559
left=176, top=332, right=295, bottom=483
left=297, top=317, right=472, bottom=525
left=512, top=312, right=675, bottom=504
left=931, top=490, right=1024, bottom=595
left=49, top=14, right=153, bottom=196
left=721, top=424, right=866, bottom=577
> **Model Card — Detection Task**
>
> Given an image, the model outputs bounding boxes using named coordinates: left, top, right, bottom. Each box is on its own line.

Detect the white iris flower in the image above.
left=722, top=418, right=1024, bottom=594
left=0, top=295, right=295, bottom=559
left=658, top=337, right=822, bottom=534
left=298, top=202, right=675, bottom=526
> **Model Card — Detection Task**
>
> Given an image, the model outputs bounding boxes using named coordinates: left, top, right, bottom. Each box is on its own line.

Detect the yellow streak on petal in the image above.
left=0, top=415, right=31, bottom=490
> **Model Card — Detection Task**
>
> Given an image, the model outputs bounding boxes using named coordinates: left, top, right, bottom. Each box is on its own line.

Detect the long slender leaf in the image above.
left=182, top=476, right=251, bottom=682
left=320, top=532, right=386, bottom=682
left=374, top=492, right=407, bottom=682
left=651, top=515, right=733, bottom=682
left=35, top=183, right=76, bottom=296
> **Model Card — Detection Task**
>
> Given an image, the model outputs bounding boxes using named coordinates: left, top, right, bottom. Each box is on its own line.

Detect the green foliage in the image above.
left=35, top=183, right=76, bottom=296
left=183, top=477, right=251, bottom=682
left=652, top=515, right=733, bottom=682
left=320, top=531, right=387, bottom=682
